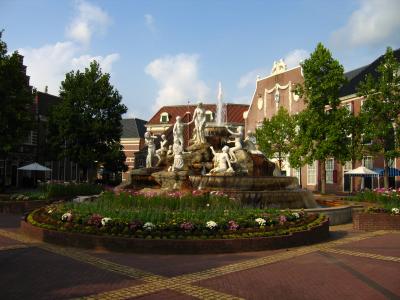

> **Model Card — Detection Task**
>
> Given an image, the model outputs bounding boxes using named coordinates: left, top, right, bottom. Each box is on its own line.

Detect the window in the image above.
left=307, top=161, right=317, bottom=185
left=362, top=156, right=373, bottom=169
left=325, top=159, right=334, bottom=184
left=160, top=112, right=169, bottom=123
left=388, top=158, right=395, bottom=168
left=23, top=130, right=37, bottom=145
left=205, top=110, right=214, bottom=122
left=293, top=168, right=301, bottom=185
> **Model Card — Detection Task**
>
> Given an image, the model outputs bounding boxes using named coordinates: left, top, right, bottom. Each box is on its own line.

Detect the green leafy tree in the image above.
left=358, top=47, right=400, bottom=188
left=49, top=61, right=127, bottom=182
left=0, top=30, right=33, bottom=186
left=256, top=107, right=295, bottom=171
left=289, top=43, right=350, bottom=194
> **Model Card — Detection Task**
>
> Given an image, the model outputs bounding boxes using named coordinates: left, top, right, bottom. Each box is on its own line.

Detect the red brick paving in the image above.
left=91, top=248, right=286, bottom=277
left=0, top=247, right=142, bottom=300
left=196, top=252, right=389, bottom=300
left=0, top=213, right=399, bottom=299
left=337, top=233, right=400, bottom=257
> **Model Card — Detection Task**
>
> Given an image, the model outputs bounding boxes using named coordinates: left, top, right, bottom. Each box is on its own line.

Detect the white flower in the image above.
left=101, top=217, right=112, bottom=226
left=391, top=208, right=400, bottom=214
left=143, top=222, right=155, bottom=231
left=61, top=212, right=72, bottom=222
left=292, top=212, right=300, bottom=219
left=206, top=220, right=217, bottom=229
left=206, top=203, right=210, bottom=207
left=255, top=218, right=266, bottom=227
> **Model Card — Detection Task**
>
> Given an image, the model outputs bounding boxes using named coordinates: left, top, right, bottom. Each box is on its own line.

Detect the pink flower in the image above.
left=228, top=220, right=239, bottom=231
left=180, top=222, right=194, bottom=231
left=279, top=215, right=287, bottom=225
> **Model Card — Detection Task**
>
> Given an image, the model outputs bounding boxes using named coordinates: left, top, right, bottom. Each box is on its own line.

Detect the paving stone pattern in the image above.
left=0, top=213, right=399, bottom=300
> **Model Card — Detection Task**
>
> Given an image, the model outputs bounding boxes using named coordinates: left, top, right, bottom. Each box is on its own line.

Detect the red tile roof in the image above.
left=147, top=103, right=249, bottom=125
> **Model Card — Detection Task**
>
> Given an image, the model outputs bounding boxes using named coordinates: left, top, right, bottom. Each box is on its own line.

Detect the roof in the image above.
left=36, top=91, right=61, bottom=116
left=340, top=48, right=400, bottom=97
left=147, top=103, right=249, bottom=125
left=121, top=118, right=147, bottom=138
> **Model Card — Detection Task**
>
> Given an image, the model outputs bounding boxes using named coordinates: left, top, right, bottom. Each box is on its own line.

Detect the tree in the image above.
left=358, top=47, right=400, bottom=188
left=256, top=107, right=295, bottom=171
left=49, top=61, right=127, bottom=182
left=0, top=30, right=33, bottom=186
left=289, top=43, right=350, bottom=194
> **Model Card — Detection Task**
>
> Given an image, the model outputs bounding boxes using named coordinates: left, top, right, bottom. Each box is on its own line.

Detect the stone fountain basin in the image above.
left=189, top=175, right=299, bottom=191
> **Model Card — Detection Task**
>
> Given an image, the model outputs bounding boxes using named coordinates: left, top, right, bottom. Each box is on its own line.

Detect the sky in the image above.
left=1, top=0, right=400, bottom=120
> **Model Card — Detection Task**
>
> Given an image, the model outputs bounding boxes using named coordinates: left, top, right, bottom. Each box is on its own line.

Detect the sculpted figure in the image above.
left=155, top=134, right=168, bottom=162
left=144, top=130, right=157, bottom=168
left=187, top=102, right=206, bottom=144
left=208, top=146, right=234, bottom=175
left=173, top=116, right=186, bottom=146
left=168, top=140, right=185, bottom=172
left=225, top=125, right=244, bottom=162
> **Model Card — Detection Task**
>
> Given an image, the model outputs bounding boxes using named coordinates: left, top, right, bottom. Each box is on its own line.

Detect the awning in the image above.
left=18, top=162, right=51, bottom=171
left=373, top=167, right=400, bottom=177
left=344, top=166, right=379, bottom=177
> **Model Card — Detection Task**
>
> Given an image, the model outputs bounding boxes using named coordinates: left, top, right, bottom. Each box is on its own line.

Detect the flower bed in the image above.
left=352, top=188, right=400, bottom=210
left=23, top=191, right=329, bottom=252
left=353, top=207, right=400, bottom=231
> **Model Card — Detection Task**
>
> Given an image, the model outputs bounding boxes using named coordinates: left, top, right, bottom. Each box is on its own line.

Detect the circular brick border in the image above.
left=353, top=213, right=400, bottom=231
left=20, top=219, right=329, bottom=254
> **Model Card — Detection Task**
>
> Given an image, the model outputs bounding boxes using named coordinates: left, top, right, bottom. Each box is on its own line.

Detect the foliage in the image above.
left=353, top=188, right=400, bottom=210
left=29, top=191, right=325, bottom=239
left=0, top=30, right=33, bottom=158
left=256, top=107, right=296, bottom=170
left=290, top=43, right=350, bottom=193
left=48, top=61, right=127, bottom=180
left=43, top=183, right=103, bottom=198
left=358, top=47, right=400, bottom=188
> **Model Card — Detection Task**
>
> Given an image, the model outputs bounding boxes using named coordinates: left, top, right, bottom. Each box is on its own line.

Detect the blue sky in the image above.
left=1, top=0, right=399, bottom=119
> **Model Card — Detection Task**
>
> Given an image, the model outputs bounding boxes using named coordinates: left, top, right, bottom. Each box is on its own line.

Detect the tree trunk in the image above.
left=320, top=160, right=326, bottom=194
left=384, top=159, right=389, bottom=189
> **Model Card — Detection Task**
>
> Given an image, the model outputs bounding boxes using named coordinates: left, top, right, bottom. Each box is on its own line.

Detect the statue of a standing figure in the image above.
left=208, top=146, right=234, bottom=175
left=188, top=102, right=206, bottom=144
left=173, top=116, right=186, bottom=146
left=144, top=130, right=157, bottom=168
left=225, top=125, right=244, bottom=162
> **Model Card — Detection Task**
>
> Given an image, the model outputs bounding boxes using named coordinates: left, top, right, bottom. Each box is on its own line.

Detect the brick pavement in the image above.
left=0, top=213, right=399, bottom=300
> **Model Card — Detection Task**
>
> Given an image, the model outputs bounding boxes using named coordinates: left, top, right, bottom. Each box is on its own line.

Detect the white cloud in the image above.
left=237, top=49, right=308, bottom=89
left=331, top=0, right=400, bottom=48
left=145, top=54, right=209, bottom=110
left=66, top=0, right=111, bottom=45
left=284, top=49, right=309, bottom=69
left=144, top=14, right=156, bottom=32
left=238, top=67, right=268, bottom=89
left=20, top=43, right=119, bottom=94
left=19, top=1, right=118, bottom=95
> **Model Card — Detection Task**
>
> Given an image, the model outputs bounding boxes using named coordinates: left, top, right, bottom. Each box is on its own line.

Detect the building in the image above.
left=120, top=118, right=147, bottom=182
left=245, top=49, right=400, bottom=193
left=147, top=103, right=249, bottom=146
left=0, top=90, right=81, bottom=186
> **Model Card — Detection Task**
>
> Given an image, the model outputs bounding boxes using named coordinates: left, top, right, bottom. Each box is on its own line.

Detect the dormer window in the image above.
left=160, top=112, right=169, bottom=123
left=205, top=110, right=214, bottom=122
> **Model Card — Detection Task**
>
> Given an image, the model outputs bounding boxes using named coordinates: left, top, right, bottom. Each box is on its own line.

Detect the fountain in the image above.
left=130, top=83, right=317, bottom=209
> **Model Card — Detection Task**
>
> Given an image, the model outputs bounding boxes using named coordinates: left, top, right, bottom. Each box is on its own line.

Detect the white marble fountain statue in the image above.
left=131, top=83, right=317, bottom=209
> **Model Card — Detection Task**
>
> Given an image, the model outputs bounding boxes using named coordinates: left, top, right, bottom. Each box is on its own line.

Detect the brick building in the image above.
left=120, top=118, right=147, bottom=182
left=245, top=49, right=400, bottom=193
